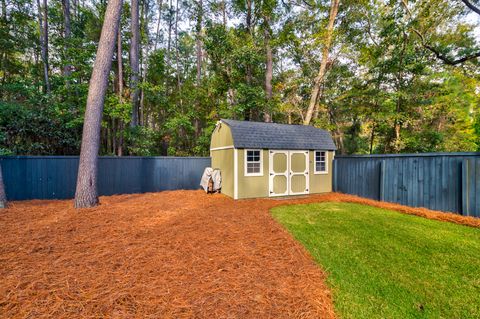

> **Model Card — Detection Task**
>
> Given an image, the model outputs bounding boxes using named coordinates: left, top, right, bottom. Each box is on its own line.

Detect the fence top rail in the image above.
left=0, top=156, right=211, bottom=160
left=335, top=152, right=480, bottom=159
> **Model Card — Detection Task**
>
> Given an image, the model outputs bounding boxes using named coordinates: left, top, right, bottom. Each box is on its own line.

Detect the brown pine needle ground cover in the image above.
left=1, top=191, right=478, bottom=319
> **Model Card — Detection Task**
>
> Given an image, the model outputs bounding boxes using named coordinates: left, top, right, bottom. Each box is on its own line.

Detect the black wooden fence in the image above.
left=0, top=156, right=211, bottom=200
left=333, top=153, right=480, bottom=217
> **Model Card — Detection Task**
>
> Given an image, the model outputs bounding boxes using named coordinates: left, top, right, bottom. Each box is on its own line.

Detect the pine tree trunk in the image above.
left=194, top=0, right=203, bottom=137
left=174, top=0, right=181, bottom=94
left=37, top=0, right=50, bottom=93
left=166, top=0, right=172, bottom=71
left=140, top=0, right=149, bottom=126
left=263, top=18, right=272, bottom=123
left=222, top=0, right=226, bottom=26
left=1, top=0, right=7, bottom=87
left=117, top=28, right=124, bottom=156
left=62, top=0, right=71, bottom=78
left=244, top=0, right=256, bottom=120
left=154, top=0, right=163, bottom=51
left=130, top=0, right=140, bottom=127
left=117, top=29, right=123, bottom=98
left=0, top=162, right=7, bottom=209
left=303, top=0, right=339, bottom=125
left=118, top=121, right=124, bottom=156
left=74, top=0, right=123, bottom=208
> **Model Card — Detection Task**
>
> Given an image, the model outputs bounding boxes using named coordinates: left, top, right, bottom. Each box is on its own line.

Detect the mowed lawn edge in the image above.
left=271, top=202, right=480, bottom=319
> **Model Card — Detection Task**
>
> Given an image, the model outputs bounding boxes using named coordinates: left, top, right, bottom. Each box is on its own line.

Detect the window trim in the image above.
left=314, top=150, right=328, bottom=174
left=244, top=149, right=263, bottom=176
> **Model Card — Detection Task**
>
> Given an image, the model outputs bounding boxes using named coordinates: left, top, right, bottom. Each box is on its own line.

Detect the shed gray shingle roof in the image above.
left=221, top=119, right=337, bottom=150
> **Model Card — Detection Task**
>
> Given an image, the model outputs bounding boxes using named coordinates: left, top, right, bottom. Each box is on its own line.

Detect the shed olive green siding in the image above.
left=210, top=123, right=234, bottom=149
left=210, top=124, right=334, bottom=199
left=237, top=149, right=269, bottom=199
left=309, top=151, right=334, bottom=194
left=211, top=148, right=234, bottom=198
left=235, top=149, right=333, bottom=199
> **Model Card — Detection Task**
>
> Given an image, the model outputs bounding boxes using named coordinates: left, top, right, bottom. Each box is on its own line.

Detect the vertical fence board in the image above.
left=1, top=156, right=210, bottom=200
left=334, top=153, right=480, bottom=216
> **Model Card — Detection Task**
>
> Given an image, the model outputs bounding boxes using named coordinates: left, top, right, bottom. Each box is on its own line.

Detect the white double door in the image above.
left=268, top=150, right=309, bottom=197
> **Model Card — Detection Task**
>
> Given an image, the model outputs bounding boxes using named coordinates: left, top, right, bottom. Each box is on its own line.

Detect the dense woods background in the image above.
left=1, top=0, right=480, bottom=156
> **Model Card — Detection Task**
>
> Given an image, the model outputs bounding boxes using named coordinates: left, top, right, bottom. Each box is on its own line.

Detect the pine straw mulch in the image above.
left=0, top=191, right=477, bottom=319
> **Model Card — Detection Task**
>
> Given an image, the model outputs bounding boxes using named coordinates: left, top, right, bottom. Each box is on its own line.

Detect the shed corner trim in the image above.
left=234, top=148, right=238, bottom=199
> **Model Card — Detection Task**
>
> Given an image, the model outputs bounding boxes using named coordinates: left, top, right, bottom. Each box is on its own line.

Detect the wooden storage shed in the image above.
left=210, top=119, right=337, bottom=199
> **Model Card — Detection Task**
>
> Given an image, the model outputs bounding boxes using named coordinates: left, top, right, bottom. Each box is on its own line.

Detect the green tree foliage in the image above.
left=0, top=0, right=479, bottom=155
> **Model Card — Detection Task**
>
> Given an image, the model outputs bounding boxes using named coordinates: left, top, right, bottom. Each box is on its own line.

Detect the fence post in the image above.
left=379, top=160, right=385, bottom=201
left=461, top=159, right=470, bottom=216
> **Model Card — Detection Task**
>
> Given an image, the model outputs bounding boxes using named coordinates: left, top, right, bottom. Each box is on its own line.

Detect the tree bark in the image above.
left=194, top=0, right=203, bottom=137
left=303, top=0, right=339, bottom=125
left=154, top=0, right=164, bottom=51
left=222, top=0, right=227, bottom=26
left=117, top=28, right=123, bottom=102
left=1, top=0, right=7, bottom=87
left=117, top=28, right=124, bottom=156
left=140, top=0, right=149, bottom=126
left=130, top=0, right=140, bottom=127
left=62, top=0, right=71, bottom=78
left=174, top=0, right=181, bottom=93
left=37, top=0, right=50, bottom=93
left=166, top=0, right=172, bottom=69
left=461, top=0, right=480, bottom=15
left=244, top=0, right=254, bottom=120
left=196, top=0, right=202, bottom=86
left=74, top=0, right=123, bottom=208
left=263, top=18, right=272, bottom=122
left=0, top=162, right=7, bottom=209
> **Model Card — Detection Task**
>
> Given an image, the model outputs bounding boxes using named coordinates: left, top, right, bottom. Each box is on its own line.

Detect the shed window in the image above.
left=245, top=149, right=263, bottom=176
left=315, top=151, right=327, bottom=174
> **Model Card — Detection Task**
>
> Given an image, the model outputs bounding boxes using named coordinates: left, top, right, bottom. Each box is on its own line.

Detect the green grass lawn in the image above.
left=271, top=202, right=480, bottom=319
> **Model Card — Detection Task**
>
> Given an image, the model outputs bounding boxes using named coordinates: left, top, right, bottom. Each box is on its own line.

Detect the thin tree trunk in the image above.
left=246, top=0, right=252, bottom=36
left=194, top=0, right=203, bottom=137
left=117, top=28, right=123, bottom=101
left=117, top=28, right=124, bottom=155
left=166, top=0, right=172, bottom=68
left=196, top=0, right=202, bottom=86
left=1, top=0, right=7, bottom=87
left=244, top=0, right=253, bottom=120
left=62, top=0, right=71, bottom=78
left=165, top=0, right=173, bottom=91
left=154, top=0, right=163, bottom=51
left=303, top=0, right=339, bottom=125
left=369, top=123, right=375, bottom=154
left=130, top=0, right=140, bottom=127
left=174, top=0, right=181, bottom=93
left=0, top=162, right=7, bottom=208
left=393, top=32, right=407, bottom=153
left=118, top=121, right=124, bottom=156
left=263, top=18, right=272, bottom=122
left=37, top=0, right=50, bottom=93
left=140, top=0, right=149, bottom=126
left=222, top=0, right=226, bottom=26
left=74, top=0, right=123, bottom=208
left=112, top=118, right=116, bottom=154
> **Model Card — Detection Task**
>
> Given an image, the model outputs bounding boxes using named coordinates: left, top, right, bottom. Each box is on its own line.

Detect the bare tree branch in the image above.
left=461, top=0, right=480, bottom=16
left=401, top=0, right=480, bottom=66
